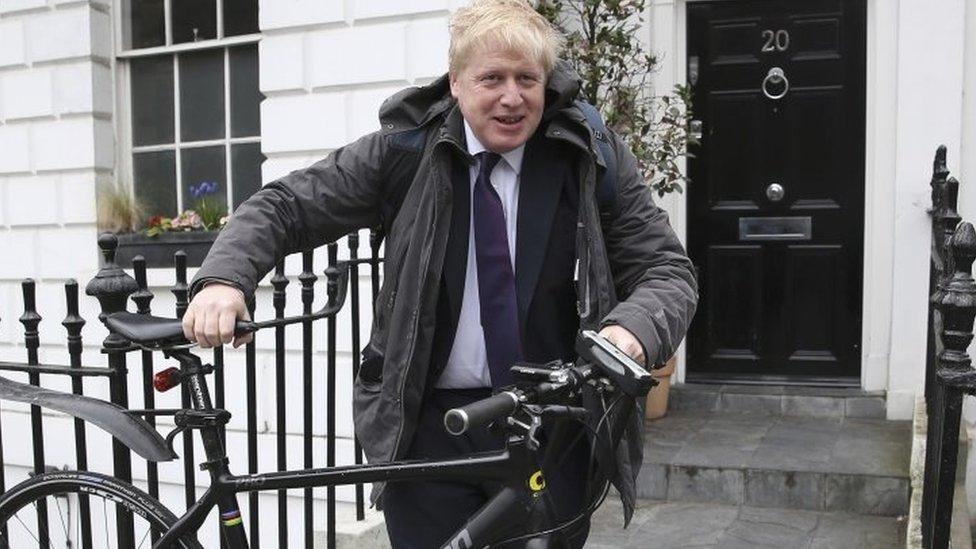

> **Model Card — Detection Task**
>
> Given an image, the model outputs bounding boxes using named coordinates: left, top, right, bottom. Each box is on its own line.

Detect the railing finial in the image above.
left=939, top=222, right=976, bottom=372
left=931, top=145, right=952, bottom=214
left=19, top=279, right=41, bottom=354
left=934, top=144, right=949, bottom=182
left=130, top=256, right=154, bottom=315
left=62, top=279, right=85, bottom=355
left=86, top=233, right=139, bottom=347
left=172, top=251, right=189, bottom=319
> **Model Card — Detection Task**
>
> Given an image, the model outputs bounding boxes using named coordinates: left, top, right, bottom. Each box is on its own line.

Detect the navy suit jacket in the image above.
left=428, top=133, right=583, bottom=384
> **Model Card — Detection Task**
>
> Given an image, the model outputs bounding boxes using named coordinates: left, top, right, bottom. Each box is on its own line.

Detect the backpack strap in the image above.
left=574, top=100, right=619, bottom=221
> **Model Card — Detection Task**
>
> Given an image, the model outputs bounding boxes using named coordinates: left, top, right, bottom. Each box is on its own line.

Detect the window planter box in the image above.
left=112, top=231, right=218, bottom=269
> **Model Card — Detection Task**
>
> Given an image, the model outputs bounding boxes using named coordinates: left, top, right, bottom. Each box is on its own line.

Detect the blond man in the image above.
left=186, top=1, right=697, bottom=546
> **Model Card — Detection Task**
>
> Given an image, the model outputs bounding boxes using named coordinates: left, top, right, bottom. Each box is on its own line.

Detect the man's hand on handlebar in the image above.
left=182, top=283, right=253, bottom=348
left=597, top=325, right=645, bottom=366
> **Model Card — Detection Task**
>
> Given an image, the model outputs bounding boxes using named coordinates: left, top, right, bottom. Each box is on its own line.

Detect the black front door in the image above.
left=686, top=0, right=866, bottom=383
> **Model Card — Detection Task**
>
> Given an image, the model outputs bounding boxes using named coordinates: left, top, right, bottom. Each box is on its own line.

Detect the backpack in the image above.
left=381, top=100, right=618, bottom=238
left=574, top=99, right=619, bottom=222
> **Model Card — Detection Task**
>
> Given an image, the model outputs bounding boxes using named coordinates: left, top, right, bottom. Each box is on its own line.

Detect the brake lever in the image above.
left=536, top=404, right=589, bottom=421
left=507, top=410, right=544, bottom=451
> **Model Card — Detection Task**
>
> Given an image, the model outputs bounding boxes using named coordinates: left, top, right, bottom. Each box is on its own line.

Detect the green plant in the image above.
left=536, top=0, right=696, bottom=196
left=187, top=181, right=226, bottom=230
left=143, top=182, right=230, bottom=237
left=96, top=182, right=145, bottom=233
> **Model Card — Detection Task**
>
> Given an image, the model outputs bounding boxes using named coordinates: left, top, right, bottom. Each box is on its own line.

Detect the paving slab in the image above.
left=586, top=499, right=906, bottom=548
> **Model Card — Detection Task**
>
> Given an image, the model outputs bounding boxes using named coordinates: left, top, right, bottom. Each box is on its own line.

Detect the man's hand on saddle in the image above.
left=183, top=283, right=253, bottom=348
left=598, top=324, right=646, bottom=366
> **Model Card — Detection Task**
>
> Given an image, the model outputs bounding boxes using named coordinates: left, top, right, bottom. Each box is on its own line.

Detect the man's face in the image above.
left=450, top=46, right=546, bottom=153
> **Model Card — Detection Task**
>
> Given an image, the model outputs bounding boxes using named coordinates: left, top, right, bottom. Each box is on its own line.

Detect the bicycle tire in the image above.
left=0, top=470, right=203, bottom=549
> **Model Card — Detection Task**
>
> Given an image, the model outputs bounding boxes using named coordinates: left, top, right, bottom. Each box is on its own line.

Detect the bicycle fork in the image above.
left=155, top=350, right=249, bottom=549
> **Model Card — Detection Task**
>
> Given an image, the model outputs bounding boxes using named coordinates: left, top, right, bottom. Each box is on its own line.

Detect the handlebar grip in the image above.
left=444, top=391, right=519, bottom=436
left=234, top=321, right=259, bottom=335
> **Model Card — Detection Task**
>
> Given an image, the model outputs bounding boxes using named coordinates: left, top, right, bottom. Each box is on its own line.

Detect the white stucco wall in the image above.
left=0, top=1, right=466, bottom=544
left=0, top=0, right=111, bottom=341
left=886, top=0, right=967, bottom=419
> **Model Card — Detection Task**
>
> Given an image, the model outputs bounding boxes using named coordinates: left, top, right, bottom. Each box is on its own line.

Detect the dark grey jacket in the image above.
left=192, top=61, right=698, bottom=523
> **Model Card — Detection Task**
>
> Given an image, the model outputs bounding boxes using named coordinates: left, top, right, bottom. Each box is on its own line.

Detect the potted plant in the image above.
left=109, top=182, right=230, bottom=269
left=97, top=181, right=144, bottom=234
left=537, top=0, right=694, bottom=418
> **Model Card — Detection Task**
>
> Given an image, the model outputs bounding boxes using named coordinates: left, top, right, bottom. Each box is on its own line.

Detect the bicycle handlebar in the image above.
left=442, top=366, right=592, bottom=436
left=442, top=330, right=655, bottom=437
left=443, top=391, right=519, bottom=435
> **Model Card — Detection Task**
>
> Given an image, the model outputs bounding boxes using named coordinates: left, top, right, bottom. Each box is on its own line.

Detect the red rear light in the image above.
left=153, top=367, right=181, bottom=392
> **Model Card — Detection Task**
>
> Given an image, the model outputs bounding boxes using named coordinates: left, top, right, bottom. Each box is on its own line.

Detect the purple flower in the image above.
left=190, top=181, right=219, bottom=199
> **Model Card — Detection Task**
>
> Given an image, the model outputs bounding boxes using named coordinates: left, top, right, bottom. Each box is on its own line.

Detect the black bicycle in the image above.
left=0, top=272, right=653, bottom=548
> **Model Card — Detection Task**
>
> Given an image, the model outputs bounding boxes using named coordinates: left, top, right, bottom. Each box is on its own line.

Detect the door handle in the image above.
left=766, top=183, right=785, bottom=202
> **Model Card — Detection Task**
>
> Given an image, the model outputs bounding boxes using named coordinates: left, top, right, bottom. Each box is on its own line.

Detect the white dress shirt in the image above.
left=435, top=121, right=525, bottom=389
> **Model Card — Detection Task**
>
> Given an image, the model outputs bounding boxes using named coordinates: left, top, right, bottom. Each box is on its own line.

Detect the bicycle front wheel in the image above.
left=0, top=470, right=203, bottom=549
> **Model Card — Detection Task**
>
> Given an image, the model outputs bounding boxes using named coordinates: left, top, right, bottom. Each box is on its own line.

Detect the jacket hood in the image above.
left=378, top=59, right=583, bottom=134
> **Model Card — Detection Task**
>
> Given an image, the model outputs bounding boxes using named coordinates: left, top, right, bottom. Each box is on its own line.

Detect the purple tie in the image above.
left=473, top=152, right=522, bottom=388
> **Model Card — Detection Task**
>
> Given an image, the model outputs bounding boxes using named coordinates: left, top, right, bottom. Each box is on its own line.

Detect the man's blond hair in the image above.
left=449, top=0, right=563, bottom=76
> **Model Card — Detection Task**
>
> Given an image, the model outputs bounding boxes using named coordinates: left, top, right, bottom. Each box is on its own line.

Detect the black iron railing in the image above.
left=922, top=146, right=976, bottom=549
left=0, top=230, right=383, bottom=549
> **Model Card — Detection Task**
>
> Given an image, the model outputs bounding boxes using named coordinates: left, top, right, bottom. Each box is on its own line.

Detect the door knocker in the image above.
left=762, top=67, right=789, bottom=100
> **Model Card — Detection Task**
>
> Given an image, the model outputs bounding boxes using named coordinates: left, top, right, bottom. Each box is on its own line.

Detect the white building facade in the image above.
left=1, top=0, right=976, bottom=544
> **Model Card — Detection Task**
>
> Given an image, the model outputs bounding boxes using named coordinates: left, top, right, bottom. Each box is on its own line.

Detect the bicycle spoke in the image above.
left=12, top=510, right=40, bottom=545
left=53, top=496, right=70, bottom=542
left=103, top=498, right=111, bottom=549
left=137, top=527, right=151, bottom=548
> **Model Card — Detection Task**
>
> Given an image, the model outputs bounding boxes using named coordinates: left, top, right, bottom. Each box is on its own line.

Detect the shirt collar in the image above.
left=463, top=119, right=525, bottom=175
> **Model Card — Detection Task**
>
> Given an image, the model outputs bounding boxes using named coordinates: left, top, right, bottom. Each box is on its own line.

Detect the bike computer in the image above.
left=575, top=330, right=655, bottom=397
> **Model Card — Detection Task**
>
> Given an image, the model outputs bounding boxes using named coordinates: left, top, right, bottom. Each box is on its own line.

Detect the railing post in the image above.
left=130, top=254, right=162, bottom=503
left=62, top=279, right=94, bottom=549
left=325, top=242, right=339, bottom=549
left=923, top=146, right=961, bottom=544
left=271, top=260, right=289, bottom=548
left=299, top=250, right=317, bottom=549
left=928, top=145, right=959, bottom=407
left=245, top=294, right=260, bottom=548
left=170, top=251, right=199, bottom=510
left=19, top=279, right=48, bottom=547
left=85, top=233, right=139, bottom=549
left=348, top=232, right=366, bottom=520
left=927, top=222, right=976, bottom=548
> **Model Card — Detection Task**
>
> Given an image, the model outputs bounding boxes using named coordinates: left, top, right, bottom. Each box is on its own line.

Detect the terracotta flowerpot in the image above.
left=645, top=356, right=677, bottom=420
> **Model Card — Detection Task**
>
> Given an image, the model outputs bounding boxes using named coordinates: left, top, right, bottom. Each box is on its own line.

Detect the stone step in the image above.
left=670, top=383, right=887, bottom=419
left=586, top=498, right=906, bottom=548
left=638, top=412, right=912, bottom=516
left=329, top=508, right=389, bottom=549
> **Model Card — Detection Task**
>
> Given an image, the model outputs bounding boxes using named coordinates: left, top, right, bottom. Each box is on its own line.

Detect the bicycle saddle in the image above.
left=105, top=312, right=187, bottom=345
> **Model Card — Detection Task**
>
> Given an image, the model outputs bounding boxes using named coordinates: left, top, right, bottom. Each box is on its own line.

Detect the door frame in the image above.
left=648, top=0, right=892, bottom=392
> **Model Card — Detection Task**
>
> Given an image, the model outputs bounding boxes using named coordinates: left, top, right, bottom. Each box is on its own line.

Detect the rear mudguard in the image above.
left=0, top=375, right=176, bottom=462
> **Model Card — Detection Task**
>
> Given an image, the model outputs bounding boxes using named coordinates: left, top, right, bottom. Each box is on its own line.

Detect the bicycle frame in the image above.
left=154, top=350, right=567, bottom=549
